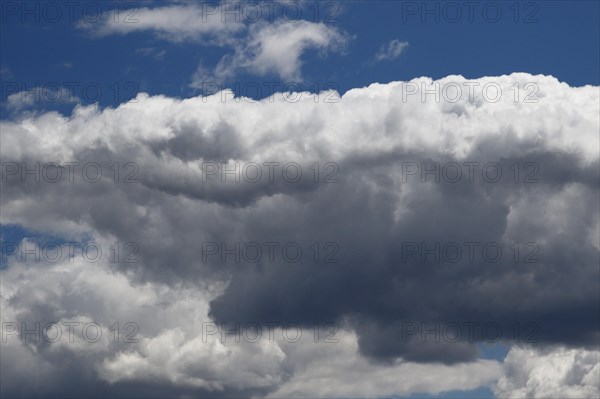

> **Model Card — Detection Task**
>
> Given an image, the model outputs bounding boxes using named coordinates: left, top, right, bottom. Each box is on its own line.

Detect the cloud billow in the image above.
left=1, top=73, right=599, bottom=397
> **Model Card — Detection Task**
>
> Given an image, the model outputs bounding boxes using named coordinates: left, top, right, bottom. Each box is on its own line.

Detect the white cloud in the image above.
left=80, top=5, right=244, bottom=44
left=191, top=20, right=348, bottom=86
left=495, top=346, right=600, bottom=398
left=374, top=39, right=409, bottom=63
left=233, top=20, right=347, bottom=79
left=79, top=3, right=348, bottom=83
left=135, top=47, right=166, bottom=61
left=52, top=61, right=73, bottom=69
left=0, top=65, right=12, bottom=77
left=269, top=331, right=501, bottom=398
left=3, top=87, right=80, bottom=111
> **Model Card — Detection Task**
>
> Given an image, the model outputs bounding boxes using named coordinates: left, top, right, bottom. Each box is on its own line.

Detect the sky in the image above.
left=1, top=0, right=599, bottom=110
left=1, top=1, right=599, bottom=398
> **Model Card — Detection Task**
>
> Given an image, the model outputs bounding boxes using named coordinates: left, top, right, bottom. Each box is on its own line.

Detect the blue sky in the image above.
left=1, top=0, right=599, bottom=112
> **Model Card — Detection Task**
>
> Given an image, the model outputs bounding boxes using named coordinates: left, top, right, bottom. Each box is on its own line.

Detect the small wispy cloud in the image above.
left=135, top=47, right=166, bottom=61
left=190, top=20, right=349, bottom=89
left=79, top=4, right=244, bottom=44
left=52, top=62, right=73, bottom=69
left=3, top=87, right=80, bottom=112
left=373, top=39, right=409, bottom=63
left=0, top=65, right=13, bottom=78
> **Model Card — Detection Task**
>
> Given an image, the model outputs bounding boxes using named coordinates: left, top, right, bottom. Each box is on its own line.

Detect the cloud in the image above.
left=0, top=65, right=12, bottom=77
left=268, top=332, right=501, bottom=398
left=1, top=73, right=599, bottom=396
left=78, top=2, right=348, bottom=84
left=3, top=87, right=80, bottom=112
left=52, top=62, right=73, bottom=69
left=495, top=346, right=600, bottom=398
left=80, top=4, right=244, bottom=44
left=1, top=239, right=501, bottom=398
left=222, top=20, right=347, bottom=80
left=373, top=39, right=409, bottom=63
left=191, top=20, right=348, bottom=86
left=0, top=238, right=276, bottom=397
left=135, top=47, right=166, bottom=61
